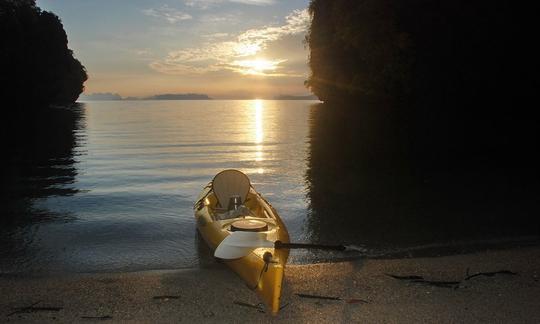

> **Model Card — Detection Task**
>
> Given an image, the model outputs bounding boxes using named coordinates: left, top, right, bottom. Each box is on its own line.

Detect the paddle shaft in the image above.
left=274, top=240, right=346, bottom=251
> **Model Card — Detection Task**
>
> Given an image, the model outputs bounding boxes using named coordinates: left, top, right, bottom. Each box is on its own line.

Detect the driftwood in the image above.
left=7, top=301, right=62, bottom=317
left=386, top=275, right=424, bottom=281
left=464, top=270, right=517, bottom=281
left=413, top=279, right=461, bottom=288
left=152, top=295, right=180, bottom=300
left=386, top=274, right=459, bottom=288
left=296, top=293, right=369, bottom=304
left=296, top=293, right=340, bottom=300
left=81, top=315, right=113, bottom=320
left=233, top=301, right=265, bottom=313
left=387, top=269, right=518, bottom=289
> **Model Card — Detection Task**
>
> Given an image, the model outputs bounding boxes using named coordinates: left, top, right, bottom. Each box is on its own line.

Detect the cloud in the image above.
left=236, top=9, right=309, bottom=48
left=199, top=13, right=240, bottom=25
left=230, top=0, right=275, bottom=5
left=225, top=58, right=289, bottom=76
left=185, top=0, right=275, bottom=10
left=142, top=5, right=192, bottom=23
left=184, top=0, right=221, bottom=10
left=202, top=32, right=230, bottom=39
left=150, top=9, right=310, bottom=76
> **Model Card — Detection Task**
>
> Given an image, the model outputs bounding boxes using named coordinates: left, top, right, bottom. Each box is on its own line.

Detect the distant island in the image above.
left=79, top=93, right=321, bottom=101
left=79, top=92, right=122, bottom=101
left=79, top=93, right=212, bottom=101
left=146, top=93, right=211, bottom=100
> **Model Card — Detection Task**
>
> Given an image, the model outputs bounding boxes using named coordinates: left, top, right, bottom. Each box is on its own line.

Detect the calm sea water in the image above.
left=1, top=100, right=316, bottom=274
left=1, top=100, right=538, bottom=274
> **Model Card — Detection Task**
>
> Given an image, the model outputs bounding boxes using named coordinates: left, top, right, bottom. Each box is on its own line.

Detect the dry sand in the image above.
left=1, top=246, right=539, bottom=323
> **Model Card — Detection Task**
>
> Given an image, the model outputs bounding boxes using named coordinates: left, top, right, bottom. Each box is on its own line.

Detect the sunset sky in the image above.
left=36, top=0, right=312, bottom=98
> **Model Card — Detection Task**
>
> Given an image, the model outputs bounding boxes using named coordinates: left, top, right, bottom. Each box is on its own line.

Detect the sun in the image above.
left=231, top=58, right=285, bottom=76
left=249, top=59, right=275, bottom=72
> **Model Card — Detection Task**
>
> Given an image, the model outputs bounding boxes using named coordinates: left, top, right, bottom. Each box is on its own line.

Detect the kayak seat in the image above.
left=212, top=169, right=251, bottom=210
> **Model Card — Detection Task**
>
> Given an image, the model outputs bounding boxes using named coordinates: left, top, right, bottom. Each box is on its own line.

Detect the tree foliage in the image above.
left=306, top=0, right=533, bottom=107
left=0, top=0, right=87, bottom=109
left=306, top=0, right=412, bottom=103
left=305, top=0, right=537, bottom=163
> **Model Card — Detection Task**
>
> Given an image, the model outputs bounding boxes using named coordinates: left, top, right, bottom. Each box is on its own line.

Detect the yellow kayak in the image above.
left=194, top=169, right=290, bottom=314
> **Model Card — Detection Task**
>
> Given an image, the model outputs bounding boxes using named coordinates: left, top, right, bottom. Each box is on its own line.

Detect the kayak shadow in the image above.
left=195, top=230, right=223, bottom=269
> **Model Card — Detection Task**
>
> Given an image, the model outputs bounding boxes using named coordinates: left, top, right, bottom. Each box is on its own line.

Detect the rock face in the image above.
left=0, top=0, right=88, bottom=109
left=305, top=0, right=533, bottom=106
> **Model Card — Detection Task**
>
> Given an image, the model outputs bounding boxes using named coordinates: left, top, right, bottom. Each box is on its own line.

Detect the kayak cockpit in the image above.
left=197, top=188, right=275, bottom=221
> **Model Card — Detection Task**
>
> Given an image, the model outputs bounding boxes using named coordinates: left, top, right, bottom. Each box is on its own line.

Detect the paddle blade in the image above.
left=214, top=231, right=274, bottom=259
left=224, top=231, right=275, bottom=248
left=214, top=244, right=254, bottom=259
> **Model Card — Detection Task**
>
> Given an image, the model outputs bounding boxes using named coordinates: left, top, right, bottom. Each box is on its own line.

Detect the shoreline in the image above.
left=2, top=246, right=540, bottom=323
left=3, top=236, right=539, bottom=278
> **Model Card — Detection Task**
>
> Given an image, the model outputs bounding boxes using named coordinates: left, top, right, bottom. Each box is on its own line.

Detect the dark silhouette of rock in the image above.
left=0, top=0, right=87, bottom=109
left=304, top=0, right=539, bottom=239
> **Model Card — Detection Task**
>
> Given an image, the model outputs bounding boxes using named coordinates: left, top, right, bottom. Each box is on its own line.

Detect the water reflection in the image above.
left=254, top=99, right=264, bottom=144
left=305, top=103, right=539, bottom=254
left=2, top=105, right=85, bottom=223
left=1, top=105, right=85, bottom=272
left=252, top=99, right=264, bottom=173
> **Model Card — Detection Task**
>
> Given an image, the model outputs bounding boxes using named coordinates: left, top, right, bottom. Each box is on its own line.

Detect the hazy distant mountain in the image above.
left=146, top=93, right=211, bottom=100
left=274, top=94, right=319, bottom=100
left=79, top=93, right=212, bottom=101
left=79, top=93, right=320, bottom=101
left=79, top=92, right=122, bottom=101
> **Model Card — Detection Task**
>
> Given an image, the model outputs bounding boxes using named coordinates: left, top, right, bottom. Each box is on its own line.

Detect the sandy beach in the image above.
left=1, top=246, right=539, bottom=323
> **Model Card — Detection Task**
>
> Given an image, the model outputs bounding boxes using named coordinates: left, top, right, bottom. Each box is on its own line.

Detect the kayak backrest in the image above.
left=212, top=169, right=251, bottom=209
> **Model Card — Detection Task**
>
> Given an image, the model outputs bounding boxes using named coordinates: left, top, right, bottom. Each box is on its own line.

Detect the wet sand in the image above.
left=1, top=246, right=539, bottom=323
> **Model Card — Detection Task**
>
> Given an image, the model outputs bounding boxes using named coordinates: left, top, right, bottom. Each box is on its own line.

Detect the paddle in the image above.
left=214, top=231, right=365, bottom=259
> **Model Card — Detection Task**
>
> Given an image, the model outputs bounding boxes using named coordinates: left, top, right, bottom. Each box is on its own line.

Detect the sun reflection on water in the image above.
left=254, top=99, right=264, bottom=173
left=254, top=99, right=263, bottom=144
